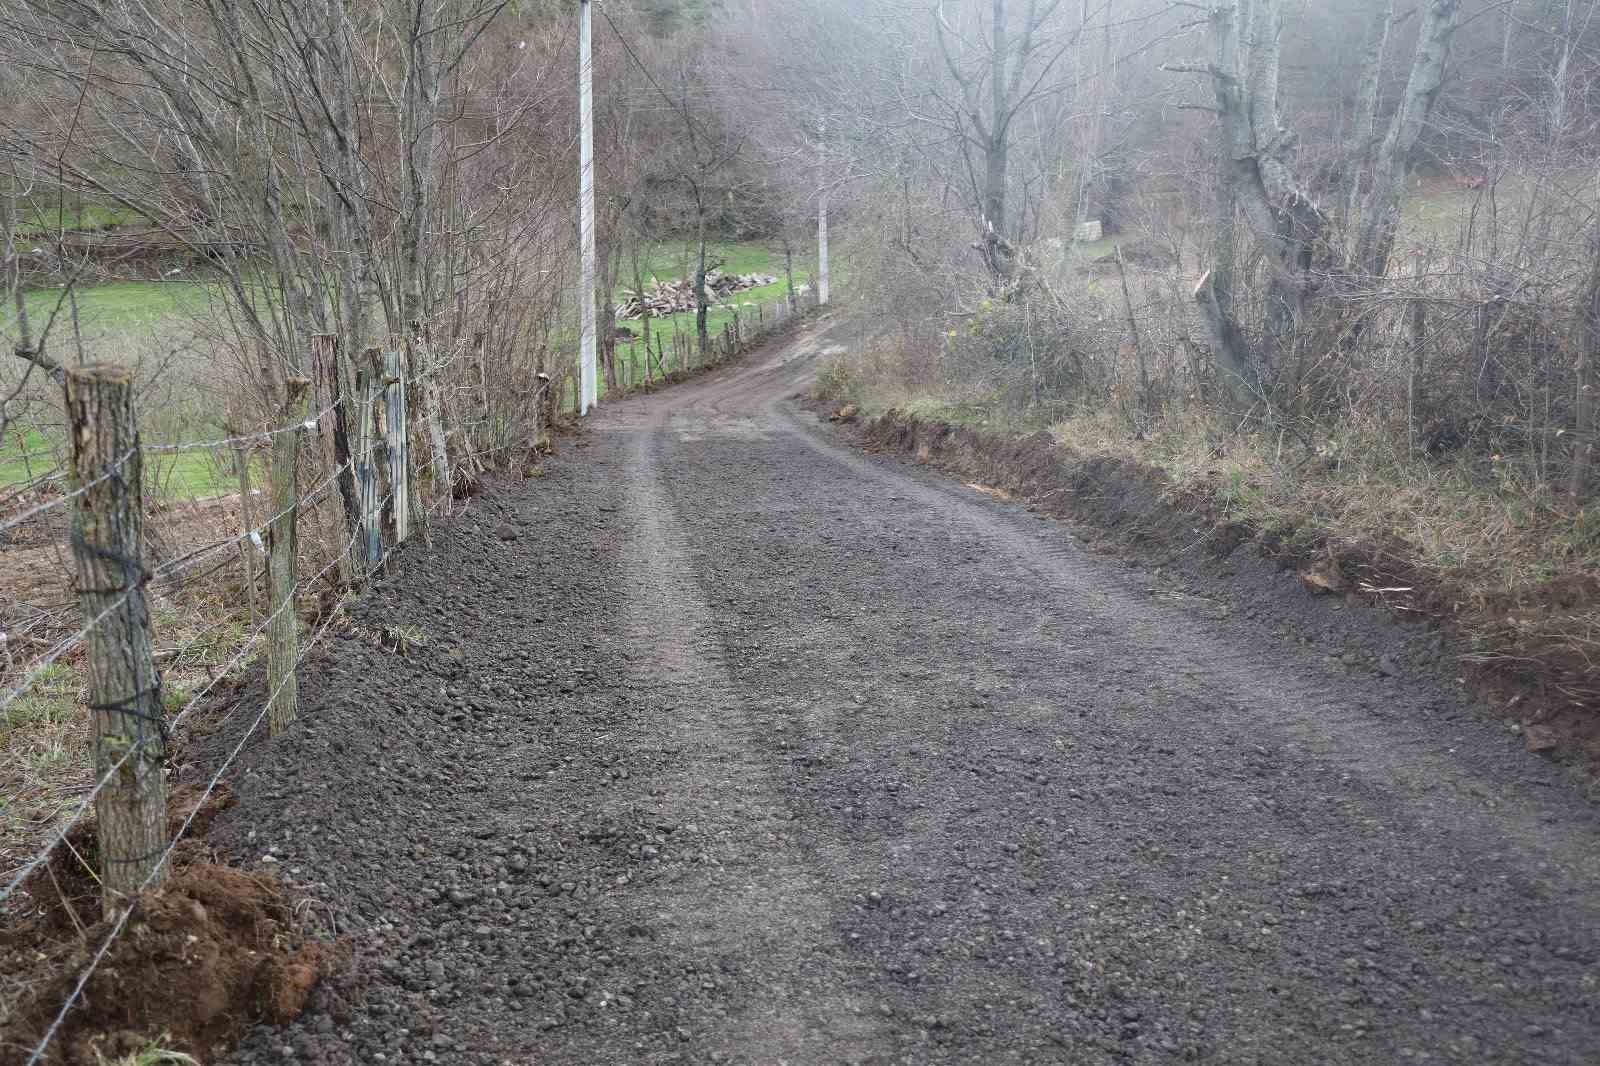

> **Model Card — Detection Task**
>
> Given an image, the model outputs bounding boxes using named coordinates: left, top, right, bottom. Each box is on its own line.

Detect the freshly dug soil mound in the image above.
left=2, top=797, right=334, bottom=1064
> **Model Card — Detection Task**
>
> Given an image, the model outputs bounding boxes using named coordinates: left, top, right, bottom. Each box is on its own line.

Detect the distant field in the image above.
left=1, top=238, right=835, bottom=487
left=2, top=275, right=233, bottom=498
left=1397, top=168, right=1597, bottom=247
left=7, top=277, right=218, bottom=339
left=608, top=238, right=828, bottom=395
left=1, top=423, right=247, bottom=500
left=15, top=203, right=141, bottom=236
left=527, top=238, right=831, bottom=403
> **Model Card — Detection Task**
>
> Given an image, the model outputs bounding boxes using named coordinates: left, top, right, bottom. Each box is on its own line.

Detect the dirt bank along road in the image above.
left=214, top=319, right=1600, bottom=1066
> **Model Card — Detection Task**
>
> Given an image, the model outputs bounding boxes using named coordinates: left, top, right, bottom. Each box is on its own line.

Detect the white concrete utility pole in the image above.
left=578, top=0, right=598, bottom=414
left=817, top=116, right=830, bottom=307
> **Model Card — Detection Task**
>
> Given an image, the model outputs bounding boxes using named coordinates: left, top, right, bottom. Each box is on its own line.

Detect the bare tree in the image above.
left=930, top=0, right=1079, bottom=277
left=1352, top=0, right=1462, bottom=278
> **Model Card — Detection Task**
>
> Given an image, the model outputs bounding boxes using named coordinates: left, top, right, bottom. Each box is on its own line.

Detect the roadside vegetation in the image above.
left=0, top=6, right=833, bottom=1020
left=803, top=0, right=1600, bottom=760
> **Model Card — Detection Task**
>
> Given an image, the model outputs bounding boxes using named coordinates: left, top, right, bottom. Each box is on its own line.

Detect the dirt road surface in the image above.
left=216, top=319, right=1600, bottom=1065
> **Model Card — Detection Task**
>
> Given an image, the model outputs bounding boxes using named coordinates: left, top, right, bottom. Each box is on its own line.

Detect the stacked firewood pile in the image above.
left=615, top=271, right=777, bottom=319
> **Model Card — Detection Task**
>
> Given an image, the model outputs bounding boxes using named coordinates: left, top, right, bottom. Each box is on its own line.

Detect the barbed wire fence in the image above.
left=0, top=334, right=471, bottom=1065
left=610, top=293, right=808, bottom=396
left=0, top=295, right=812, bottom=1061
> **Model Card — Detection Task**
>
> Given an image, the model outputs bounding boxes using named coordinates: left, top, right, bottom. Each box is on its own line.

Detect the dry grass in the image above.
left=0, top=660, right=91, bottom=885
left=830, top=350, right=1600, bottom=715
left=1050, top=405, right=1600, bottom=713
left=0, top=488, right=327, bottom=901
left=1049, top=407, right=1600, bottom=600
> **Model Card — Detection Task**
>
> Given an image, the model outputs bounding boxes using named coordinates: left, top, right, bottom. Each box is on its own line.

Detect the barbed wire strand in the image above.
left=6, top=361, right=435, bottom=917
left=0, top=591, right=135, bottom=718
left=147, top=458, right=356, bottom=584
left=147, top=456, right=383, bottom=672
left=0, top=471, right=68, bottom=514
left=3, top=451, right=365, bottom=716
left=4, top=454, right=365, bottom=715
left=0, top=492, right=386, bottom=907
left=143, top=399, right=343, bottom=454
left=21, top=573, right=358, bottom=1066
left=0, top=449, right=135, bottom=538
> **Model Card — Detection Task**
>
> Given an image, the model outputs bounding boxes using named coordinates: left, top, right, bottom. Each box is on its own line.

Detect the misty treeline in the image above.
left=5, top=0, right=1599, bottom=503
left=0, top=0, right=794, bottom=495
left=791, top=0, right=1600, bottom=499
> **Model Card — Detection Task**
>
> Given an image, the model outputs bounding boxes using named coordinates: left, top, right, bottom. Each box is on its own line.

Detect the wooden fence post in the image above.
left=382, top=350, right=410, bottom=543
left=267, top=378, right=310, bottom=737
left=225, top=412, right=259, bottom=625
left=64, top=365, right=168, bottom=909
left=353, top=355, right=382, bottom=572
left=310, top=334, right=357, bottom=581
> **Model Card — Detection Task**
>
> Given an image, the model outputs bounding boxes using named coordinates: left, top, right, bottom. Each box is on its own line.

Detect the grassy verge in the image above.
left=818, top=359, right=1600, bottom=761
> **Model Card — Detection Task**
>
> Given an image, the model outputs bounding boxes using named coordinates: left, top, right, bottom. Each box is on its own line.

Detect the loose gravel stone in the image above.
left=205, top=325, right=1600, bottom=1066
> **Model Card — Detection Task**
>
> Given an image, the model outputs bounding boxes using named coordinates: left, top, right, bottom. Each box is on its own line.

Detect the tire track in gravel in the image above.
left=574, top=387, right=893, bottom=1063
left=622, top=320, right=1600, bottom=1063
left=215, top=317, right=1600, bottom=1066
left=768, top=393, right=1600, bottom=887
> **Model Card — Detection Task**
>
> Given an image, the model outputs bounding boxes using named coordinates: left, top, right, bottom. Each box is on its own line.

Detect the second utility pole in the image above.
left=578, top=0, right=598, bottom=414
left=817, top=113, right=830, bottom=307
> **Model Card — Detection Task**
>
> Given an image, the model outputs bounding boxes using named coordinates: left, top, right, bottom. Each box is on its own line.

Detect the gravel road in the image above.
left=220, top=318, right=1600, bottom=1065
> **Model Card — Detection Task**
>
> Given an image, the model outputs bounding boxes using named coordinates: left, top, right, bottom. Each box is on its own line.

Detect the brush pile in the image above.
left=616, top=271, right=777, bottom=319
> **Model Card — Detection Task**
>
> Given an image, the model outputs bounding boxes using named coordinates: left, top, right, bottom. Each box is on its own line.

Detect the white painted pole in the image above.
left=578, top=0, right=598, bottom=414
left=817, top=116, right=830, bottom=308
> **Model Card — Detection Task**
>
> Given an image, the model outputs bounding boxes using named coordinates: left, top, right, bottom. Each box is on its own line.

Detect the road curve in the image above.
left=224, top=317, right=1600, bottom=1066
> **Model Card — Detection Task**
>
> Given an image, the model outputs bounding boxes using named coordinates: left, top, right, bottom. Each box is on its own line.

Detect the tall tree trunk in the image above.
left=782, top=233, right=797, bottom=310
left=987, top=0, right=1008, bottom=235
left=1342, top=0, right=1394, bottom=238
left=1572, top=227, right=1600, bottom=498
left=402, top=0, right=443, bottom=324
left=1353, top=0, right=1462, bottom=279
left=398, top=0, right=453, bottom=482
left=695, top=200, right=710, bottom=357
left=1188, top=0, right=1327, bottom=393
left=985, top=0, right=1011, bottom=275
left=322, top=0, right=373, bottom=485
left=1193, top=2, right=1258, bottom=406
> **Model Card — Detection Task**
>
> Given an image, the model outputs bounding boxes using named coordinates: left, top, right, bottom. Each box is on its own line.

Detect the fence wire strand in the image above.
left=0, top=449, right=135, bottom=538
left=148, top=457, right=356, bottom=585
left=0, top=591, right=135, bottom=718
left=8, top=333, right=644, bottom=1060
left=19, top=532, right=367, bottom=1066
left=142, top=400, right=342, bottom=454
left=0, top=487, right=386, bottom=909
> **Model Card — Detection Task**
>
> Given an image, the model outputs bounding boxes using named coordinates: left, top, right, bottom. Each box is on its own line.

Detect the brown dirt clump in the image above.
left=1, top=784, right=334, bottom=1065
left=3, top=863, right=331, bottom=1065
left=862, top=408, right=1600, bottom=775
left=4, top=785, right=238, bottom=936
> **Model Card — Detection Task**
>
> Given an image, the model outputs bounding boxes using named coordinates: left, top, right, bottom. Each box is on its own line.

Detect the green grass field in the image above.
left=9, top=277, right=218, bottom=337
left=16, top=203, right=141, bottom=236
left=1, top=238, right=835, bottom=490
left=2, top=423, right=247, bottom=499
left=2, top=275, right=235, bottom=498
left=606, top=239, right=828, bottom=396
